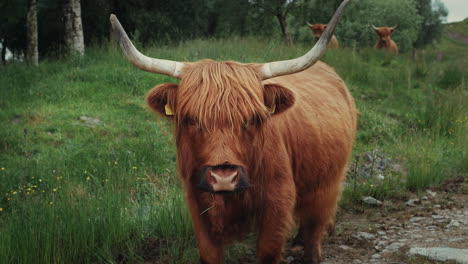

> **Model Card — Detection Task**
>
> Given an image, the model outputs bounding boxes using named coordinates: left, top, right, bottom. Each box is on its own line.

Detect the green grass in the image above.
left=0, top=36, right=467, bottom=263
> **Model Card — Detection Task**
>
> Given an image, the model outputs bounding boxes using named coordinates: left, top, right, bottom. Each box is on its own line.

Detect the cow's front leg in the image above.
left=256, top=187, right=295, bottom=264
left=197, top=233, right=223, bottom=264
left=186, top=191, right=224, bottom=264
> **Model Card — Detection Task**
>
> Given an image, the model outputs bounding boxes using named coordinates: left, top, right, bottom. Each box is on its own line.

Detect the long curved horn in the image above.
left=260, top=0, right=350, bottom=80
left=306, top=21, right=313, bottom=27
left=371, top=24, right=379, bottom=30
left=109, top=14, right=184, bottom=79
left=390, top=24, right=399, bottom=30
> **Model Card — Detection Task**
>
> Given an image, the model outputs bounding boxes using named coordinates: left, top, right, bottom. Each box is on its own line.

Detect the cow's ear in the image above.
left=263, top=84, right=295, bottom=116
left=146, top=83, right=178, bottom=118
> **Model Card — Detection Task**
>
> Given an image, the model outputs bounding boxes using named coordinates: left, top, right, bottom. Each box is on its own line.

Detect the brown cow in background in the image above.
left=307, top=22, right=339, bottom=49
left=111, top=1, right=355, bottom=263
left=372, top=25, right=399, bottom=54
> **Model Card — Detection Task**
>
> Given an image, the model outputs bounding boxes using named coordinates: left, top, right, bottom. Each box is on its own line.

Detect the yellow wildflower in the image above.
left=39, top=179, right=42, bottom=182
left=1, top=167, right=4, bottom=171
left=86, top=176, right=90, bottom=181
left=49, top=202, right=53, bottom=205
left=114, top=161, right=118, bottom=165
left=12, top=191, right=17, bottom=195
left=132, top=166, right=137, bottom=170
left=0, top=208, right=3, bottom=212
left=53, top=188, right=57, bottom=192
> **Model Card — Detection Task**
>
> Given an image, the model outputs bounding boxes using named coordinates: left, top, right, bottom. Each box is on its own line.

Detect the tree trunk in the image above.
left=26, top=0, right=38, bottom=65
left=63, top=0, right=84, bottom=55
left=276, top=13, right=292, bottom=46
left=1, top=38, right=6, bottom=65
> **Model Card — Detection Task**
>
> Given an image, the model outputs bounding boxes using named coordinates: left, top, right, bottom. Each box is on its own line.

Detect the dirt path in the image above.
left=284, top=177, right=468, bottom=264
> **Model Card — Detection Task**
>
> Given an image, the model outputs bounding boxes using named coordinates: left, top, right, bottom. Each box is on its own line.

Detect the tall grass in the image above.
left=0, top=37, right=467, bottom=262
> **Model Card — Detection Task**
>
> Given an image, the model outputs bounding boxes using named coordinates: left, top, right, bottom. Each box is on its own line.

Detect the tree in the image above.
left=0, top=0, right=27, bottom=62
left=26, top=0, right=38, bottom=65
left=252, top=0, right=300, bottom=46
left=414, top=0, right=448, bottom=49
left=63, top=0, right=84, bottom=55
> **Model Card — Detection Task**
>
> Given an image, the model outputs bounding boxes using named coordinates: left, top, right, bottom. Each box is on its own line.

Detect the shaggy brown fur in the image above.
left=374, top=26, right=399, bottom=54
left=309, top=24, right=339, bottom=49
left=147, top=60, right=357, bottom=264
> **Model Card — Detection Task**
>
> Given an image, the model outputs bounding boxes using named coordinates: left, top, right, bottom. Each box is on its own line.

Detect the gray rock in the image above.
left=386, top=242, right=405, bottom=251
left=285, top=256, right=294, bottom=263
left=449, top=238, right=466, bottom=243
left=408, top=247, right=468, bottom=263
left=446, top=220, right=461, bottom=228
left=340, top=245, right=352, bottom=250
left=79, top=116, right=102, bottom=126
left=372, top=254, right=381, bottom=259
left=432, top=214, right=445, bottom=219
left=426, top=190, right=437, bottom=197
left=352, top=232, right=376, bottom=241
left=348, top=150, right=404, bottom=182
left=410, top=217, right=427, bottom=222
left=406, top=199, right=421, bottom=207
left=362, top=196, right=383, bottom=206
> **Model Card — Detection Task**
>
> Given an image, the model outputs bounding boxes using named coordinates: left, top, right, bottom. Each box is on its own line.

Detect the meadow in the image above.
left=0, top=33, right=467, bottom=262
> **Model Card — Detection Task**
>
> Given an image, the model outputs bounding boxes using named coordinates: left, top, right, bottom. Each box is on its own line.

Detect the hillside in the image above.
left=444, top=18, right=468, bottom=44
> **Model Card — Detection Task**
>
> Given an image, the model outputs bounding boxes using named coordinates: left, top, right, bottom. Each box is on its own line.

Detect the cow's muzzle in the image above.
left=197, top=164, right=249, bottom=193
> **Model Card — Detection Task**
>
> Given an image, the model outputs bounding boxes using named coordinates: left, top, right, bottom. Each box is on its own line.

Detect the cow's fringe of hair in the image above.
left=176, top=60, right=269, bottom=132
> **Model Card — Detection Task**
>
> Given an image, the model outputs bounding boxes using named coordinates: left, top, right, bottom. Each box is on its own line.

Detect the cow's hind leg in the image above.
left=291, top=224, right=305, bottom=248
left=290, top=217, right=333, bottom=250
left=297, top=184, right=342, bottom=264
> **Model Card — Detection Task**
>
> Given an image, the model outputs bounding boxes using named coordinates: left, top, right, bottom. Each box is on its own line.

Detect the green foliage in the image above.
left=338, top=0, right=422, bottom=52
left=0, top=0, right=454, bottom=58
left=414, top=0, right=448, bottom=48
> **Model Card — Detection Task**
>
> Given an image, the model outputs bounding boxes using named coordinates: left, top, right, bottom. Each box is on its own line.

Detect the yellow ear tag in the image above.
left=270, top=104, right=276, bottom=114
left=164, top=104, right=174, bottom=116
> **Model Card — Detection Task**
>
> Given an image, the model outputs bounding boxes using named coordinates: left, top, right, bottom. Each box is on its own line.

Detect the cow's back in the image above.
left=263, top=61, right=357, bottom=190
